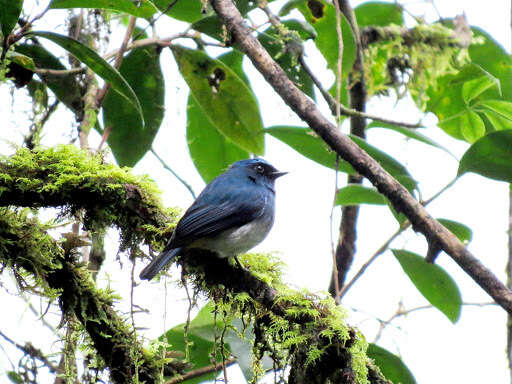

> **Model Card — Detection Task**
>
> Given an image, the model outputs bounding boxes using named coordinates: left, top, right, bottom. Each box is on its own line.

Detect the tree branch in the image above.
left=0, top=146, right=389, bottom=383
left=0, top=210, right=182, bottom=384
left=329, top=0, right=367, bottom=301
left=210, top=0, right=512, bottom=314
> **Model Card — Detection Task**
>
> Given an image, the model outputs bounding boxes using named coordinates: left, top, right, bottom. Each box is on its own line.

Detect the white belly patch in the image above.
left=192, top=216, right=274, bottom=258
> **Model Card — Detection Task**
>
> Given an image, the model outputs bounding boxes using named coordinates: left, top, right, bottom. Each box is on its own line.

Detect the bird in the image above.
left=139, top=158, right=287, bottom=280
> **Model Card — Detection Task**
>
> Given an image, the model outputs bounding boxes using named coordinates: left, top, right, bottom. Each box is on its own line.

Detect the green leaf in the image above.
left=161, top=303, right=231, bottom=383
left=350, top=135, right=415, bottom=185
left=428, top=64, right=498, bottom=140
left=437, top=219, right=472, bottom=245
left=151, top=0, right=209, bottom=22
left=392, top=249, right=462, bottom=323
left=187, top=51, right=249, bottom=182
left=29, top=31, right=143, bottom=123
left=367, top=122, right=452, bottom=155
left=460, top=110, right=485, bottom=143
left=153, top=0, right=266, bottom=23
left=297, top=0, right=356, bottom=76
left=258, top=20, right=316, bottom=99
left=172, top=45, right=264, bottom=154
left=0, top=0, right=22, bottom=36
left=7, top=371, right=24, bottom=384
left=102, top=44, right=164, bottom=166
left=49, top=0, right=157, bottom=18
left=265, top=126, right=415, bottom=186
left=265, top=125, right=353, bottom=172
left=14, top=44, right=83, bottom=115
left=469, top=27, right=512, bottom=100
left=458, top=130, right=512, bottom=182
left=482, top=110, right=512, bottom=131
left=367, top=344, right=416, bottom=384
left=7, top=51, right=35, bottom=70
left=462, top=73, right=500, bottom=104
left=354, top=1, right=404, bottom=27
left=335, top=185, right=386, bottom=206
left=187, top=95, right=249, bottom=182
left=477, top=100, right=512, bottom=121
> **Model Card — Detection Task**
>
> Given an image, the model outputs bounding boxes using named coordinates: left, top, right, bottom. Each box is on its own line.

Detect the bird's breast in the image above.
left=192, top=214, right=274, bottom=258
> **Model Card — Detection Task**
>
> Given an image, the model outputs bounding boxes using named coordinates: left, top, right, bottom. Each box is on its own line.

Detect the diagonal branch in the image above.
left=210, top=0, right=512, bottom=314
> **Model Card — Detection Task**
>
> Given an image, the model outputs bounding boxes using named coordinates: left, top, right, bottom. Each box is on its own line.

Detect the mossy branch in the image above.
left=0, top=146, right=388, bottom=383
left=0, top=209, right=184, bottom=384
left=0, top=145, right=179, bottom=250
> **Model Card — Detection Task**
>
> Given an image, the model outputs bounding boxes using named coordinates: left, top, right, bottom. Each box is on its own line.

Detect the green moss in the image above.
left=0, top=145, right=180, bottom=250
left=364, top=23, right=471, bottom=109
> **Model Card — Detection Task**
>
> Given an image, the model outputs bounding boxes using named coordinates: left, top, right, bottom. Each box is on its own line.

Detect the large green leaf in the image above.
left=161, top=302, right=236, bottom=384
left=258, top=20, right=316, bottom=99
left=350, top=135, right=414, bottom=184
left=296, top=0, right=356, bottom=76
left=428, top=64, right=496, bottom=141
left=172, top=45, right=264, bottom=154
left=367, top=344, right=416, bottom=384
left=367, top=122, right=452, bottom=155
left=187, top=96, right=249, bottom=182
left=354, top=1, right=404, bottom=27
left=469, top=27, right=512, bottom=100
left=29, top=31, right=143, bottom=123
left=458, top=130, right=512, bottom=182
left=14, top=44, right=83, bottom=115
left=49, top=0, right=157, bottom=17
left=265, top=125, right=352, bottom=172
left=482, top=110, right=512, bottom=131
left=392, top=249, right=462, bottom=323
left=0, top=0, right=22, bottom=36
left=102, top=44, right=164, bottom=166
left=152, top=0, right=266, bottom=23
left=265, top=126, right=415, bottom=186
left=335, top=185, right=386, bottom=206
left=437, top=219, right=472, bottom=245
left=462, top=72, right=500, bottom=105
left=477, top=100, right=512, bottom=121
left=460, top=110, right=485, bottom=143
left=187, top=51, right=250, bottom=183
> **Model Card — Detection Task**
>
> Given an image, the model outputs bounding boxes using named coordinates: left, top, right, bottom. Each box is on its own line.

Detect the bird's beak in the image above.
left=271, top=170, right=288, bottom=179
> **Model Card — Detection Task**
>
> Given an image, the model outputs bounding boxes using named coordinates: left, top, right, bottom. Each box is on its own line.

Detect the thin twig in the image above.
left=373, top=301, right=497, bottom=343
left=165, top=358, right=237, bottom=384
left=151, top=148, right=197, bottom=199
left=298, top=55, right=421, bottom=129
left=96, top=16, right=137, bottom=107
left=0, top=329, right=58, bottom=373
left=338, top=225, right=405, bottom=300
left=331, top=0, right=344, bottom=304
left=339, top=176, right=459, bottom=300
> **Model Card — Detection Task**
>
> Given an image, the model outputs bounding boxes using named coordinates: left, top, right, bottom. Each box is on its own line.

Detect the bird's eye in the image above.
left=255, top=165, right=264, bottom=173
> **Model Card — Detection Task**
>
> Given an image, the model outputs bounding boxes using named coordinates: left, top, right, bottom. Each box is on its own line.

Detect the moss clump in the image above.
left=184, top=251, right=373, bottom=384
left=363, top=23, right=471, bottom=109
left=0, top=145, right=180, bottom=249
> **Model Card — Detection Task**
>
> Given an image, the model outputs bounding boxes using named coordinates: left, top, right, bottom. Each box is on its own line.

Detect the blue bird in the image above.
left=139, top=158, right=287, bottom=280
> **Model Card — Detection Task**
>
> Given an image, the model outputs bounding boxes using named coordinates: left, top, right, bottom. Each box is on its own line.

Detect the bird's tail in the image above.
left=139, top=247, right=181, bottom=280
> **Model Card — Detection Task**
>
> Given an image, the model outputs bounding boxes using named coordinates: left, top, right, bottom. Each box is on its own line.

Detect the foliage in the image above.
left=1, top=0, right=511, bottom=383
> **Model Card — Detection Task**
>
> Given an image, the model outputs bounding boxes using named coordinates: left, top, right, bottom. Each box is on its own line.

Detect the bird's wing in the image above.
left=170, top=188, right=268, bottom=247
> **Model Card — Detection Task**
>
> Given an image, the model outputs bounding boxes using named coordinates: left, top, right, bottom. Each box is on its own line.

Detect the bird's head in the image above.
left=230, top=158, right=287, bottom=185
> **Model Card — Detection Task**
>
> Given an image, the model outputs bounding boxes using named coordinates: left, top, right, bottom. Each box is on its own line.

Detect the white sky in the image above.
left=1, top=0, right=512, bottom=383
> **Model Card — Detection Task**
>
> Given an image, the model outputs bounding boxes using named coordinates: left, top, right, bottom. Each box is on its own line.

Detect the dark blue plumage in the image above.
left=139, top=158, right=286, bottom=280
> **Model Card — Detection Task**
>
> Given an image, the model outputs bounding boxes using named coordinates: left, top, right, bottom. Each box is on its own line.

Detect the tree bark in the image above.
left=210, top=0, right=512, bottom=314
